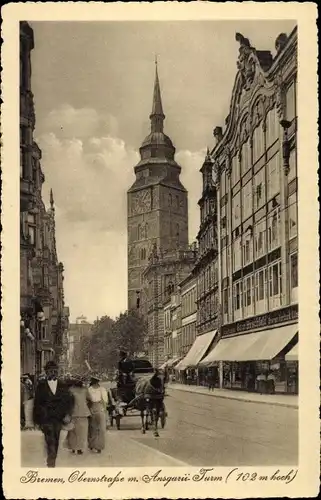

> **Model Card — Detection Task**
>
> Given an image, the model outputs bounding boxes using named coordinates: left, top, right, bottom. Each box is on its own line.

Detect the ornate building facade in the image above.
left=194, top=151, right=220, bottom=336
left=20, top=22, right=69, bottom=378
left=127, top=62, right=189, bottom=313
left=202, top=28, right=298, bottom=393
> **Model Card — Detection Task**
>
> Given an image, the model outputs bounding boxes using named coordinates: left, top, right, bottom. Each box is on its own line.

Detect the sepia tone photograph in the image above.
left=18, top=17, right=303, bottom=470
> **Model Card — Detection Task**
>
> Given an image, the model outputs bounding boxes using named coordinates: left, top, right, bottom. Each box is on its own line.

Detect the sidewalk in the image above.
left=168, top=383, right=298, bottom=409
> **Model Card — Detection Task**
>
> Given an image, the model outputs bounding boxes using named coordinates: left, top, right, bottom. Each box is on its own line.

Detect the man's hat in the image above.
left=44, top=360, right=58, bottom=371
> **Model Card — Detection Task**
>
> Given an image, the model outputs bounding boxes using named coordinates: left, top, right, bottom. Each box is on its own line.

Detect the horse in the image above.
left=135, top=371, right=165, bottom=437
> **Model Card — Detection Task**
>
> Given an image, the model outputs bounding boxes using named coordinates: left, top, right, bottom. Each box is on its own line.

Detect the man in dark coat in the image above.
left=33, top=361, right=74, bottom=467
left=117, top=350, right=134, bottom=385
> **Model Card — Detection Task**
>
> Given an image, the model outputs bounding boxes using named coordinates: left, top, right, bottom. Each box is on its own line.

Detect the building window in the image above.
left=168, top=193, right=172, bottom=206
left=27, top=213, right=36, bottom=245
left=266, top=107, right=278, bottom=148
left=223, top=287, right=229, bottom=315
left=253, top=122, right=264, bottom=163
left=290, top=253, right=298, bottom=303
left=255, top=268, right=268, bottom=314
left=231, top=155, right=240, bottom=187
left=268, top=261, right=282, bottom=309
left=137, top=224, right=141, bottom=241
left=222, top=247, right=228, bottom=279
left=288, top=148, right=296, bottom=183
left=233, top=237, right=242, bottom=272
left=233, top=281, right=243, bottom=320
left=268, top=206, right=281, bottom=251
left=140, top=248, right=146, bottom=261
left=144, top=223, right=149, bottom=239
left=221, top=171, right=226, bottom=197
left=254, top=217, right=266, bottom=259
left=253, top=167, right=265, bottom=211
left=286, top=81, right=296, bottom=123
left=243, top=275, right=254, bottom=317
left=242, top=180, right=253, bottom=221
left=288, top=192, right=297, bottom=239
left=241, top=140, right=251, bottom=176
left=176, top=223, right=179, bottom=238
left=267, top=154, right=280, bottom=200
left=232, top=191, right=241, bottom=229
left=242, top=233, right=253, bottom=266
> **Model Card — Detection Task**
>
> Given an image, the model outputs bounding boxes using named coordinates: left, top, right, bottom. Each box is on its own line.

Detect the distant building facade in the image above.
left=206, top=28, right=298, bottom=393
left=143, top=248, right=197, bottom=367
left=66, top=316, right=93, bottom=372
left=20, top=22, right=69, bottom=377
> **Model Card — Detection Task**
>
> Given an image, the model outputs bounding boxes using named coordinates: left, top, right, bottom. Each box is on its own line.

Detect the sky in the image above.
left=29, top=20, right=296, bottom=322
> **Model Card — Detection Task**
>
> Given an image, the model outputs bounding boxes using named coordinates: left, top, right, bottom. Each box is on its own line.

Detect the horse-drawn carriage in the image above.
left=107, top=359, right=167, bottom=436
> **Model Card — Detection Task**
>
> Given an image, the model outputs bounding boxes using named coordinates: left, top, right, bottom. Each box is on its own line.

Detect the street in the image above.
left=21, top=388, right=298, bottom=467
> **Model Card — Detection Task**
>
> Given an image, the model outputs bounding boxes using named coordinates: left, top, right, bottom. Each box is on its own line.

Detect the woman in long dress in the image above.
left=66, top=377, right=91, bottom=455
left=87, top=376, right=108, bottom=453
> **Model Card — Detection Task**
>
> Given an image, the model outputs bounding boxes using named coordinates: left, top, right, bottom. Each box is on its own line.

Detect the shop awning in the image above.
left=203, top=324, right=297, bottom=362
left=175, top=330, right=217, bottom=371
left=285, top=343, right=298, bottom=361
left=160, top=356, right=181, bottom=370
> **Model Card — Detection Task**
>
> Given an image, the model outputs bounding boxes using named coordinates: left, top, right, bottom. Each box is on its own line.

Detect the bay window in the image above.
left=268, top=261, right=282, bottom=309
left=288, top=192, right=297, bottom=239
left=266, top=107, right=278, bottom=148
left=286, top=81, right=296, bottom=123
left=290, top=252, right=298, bottom=303
left=267, top=154, right=280, bottom=200
left=232, top=191, right=241, bottom=229
left=233, top=281, right=243, bottom=320
left=253, top=122, right=264, bottom=163
left=231, top=155, right=240, bottom=187
left=241, top=140, right=251, bottom=176
left=232, top=237, right=242, bottom=272
left=268, top=207, right=281, bottom=251
left=254, top=217, right=266, bottom=259
left=253, top=167, right=266, bottom=211
left=242, top=180, right=253, bottom=221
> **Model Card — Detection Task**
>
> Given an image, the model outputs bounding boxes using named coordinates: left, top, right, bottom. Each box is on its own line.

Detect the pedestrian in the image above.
left=267, top=371, right=276, bottom=394
left=33, top=360, right=75, bottom=467
left=22, top=374, right=34, bottom=429
left=87, top=375, right=108, bottom=453
left=256, top=372, right=267, bottom=394
left=64, top=375, right=91, bottom=455
left=20, top=378, right=27, bottom=429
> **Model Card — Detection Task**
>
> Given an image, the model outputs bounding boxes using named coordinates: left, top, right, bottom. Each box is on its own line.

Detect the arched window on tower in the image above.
left=140, top=248, right=146, bottom=261
left=137, top=224, right=141, bottom=241
left=176, top=223, right=180, bottom=240
left=145, top=223, right=149, bottom=239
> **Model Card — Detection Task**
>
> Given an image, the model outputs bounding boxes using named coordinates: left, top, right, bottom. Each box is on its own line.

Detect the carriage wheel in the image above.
left=115, top=415, right=121, bottom=430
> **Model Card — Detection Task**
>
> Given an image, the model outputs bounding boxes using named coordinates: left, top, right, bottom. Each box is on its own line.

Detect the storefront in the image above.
left=175, top=330, right=217, bottom=384
left=285, top=342, right=299, bottom=394
left=202, top=322, right=298, bottom=394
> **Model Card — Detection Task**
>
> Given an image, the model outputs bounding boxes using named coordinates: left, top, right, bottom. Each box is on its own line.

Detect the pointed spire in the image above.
left=50, top=188, right=55, bottom=210
left=150, top=57, right=165, bottom=133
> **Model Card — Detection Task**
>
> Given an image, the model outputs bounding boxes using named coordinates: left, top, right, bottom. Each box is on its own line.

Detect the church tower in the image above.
left=127, top=61, right=189, bottom=311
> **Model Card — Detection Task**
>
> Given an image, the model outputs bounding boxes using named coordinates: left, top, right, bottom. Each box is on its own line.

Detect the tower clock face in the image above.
left=132, top=190, right=151, bottom=215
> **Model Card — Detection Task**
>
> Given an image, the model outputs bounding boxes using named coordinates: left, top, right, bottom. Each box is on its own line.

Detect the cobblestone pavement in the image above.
left=21, top=388, right=298, bottom=467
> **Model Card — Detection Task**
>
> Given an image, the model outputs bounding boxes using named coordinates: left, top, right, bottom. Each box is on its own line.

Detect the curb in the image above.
left=168, top=386, right=299, bottom=409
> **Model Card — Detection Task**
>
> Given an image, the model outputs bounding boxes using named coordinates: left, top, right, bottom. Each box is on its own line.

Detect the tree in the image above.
left=110, top=310, right=147, bottom=359
left=79, top=310, right=147, bottom=374
left=79, top=315, right=115, bottom=372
